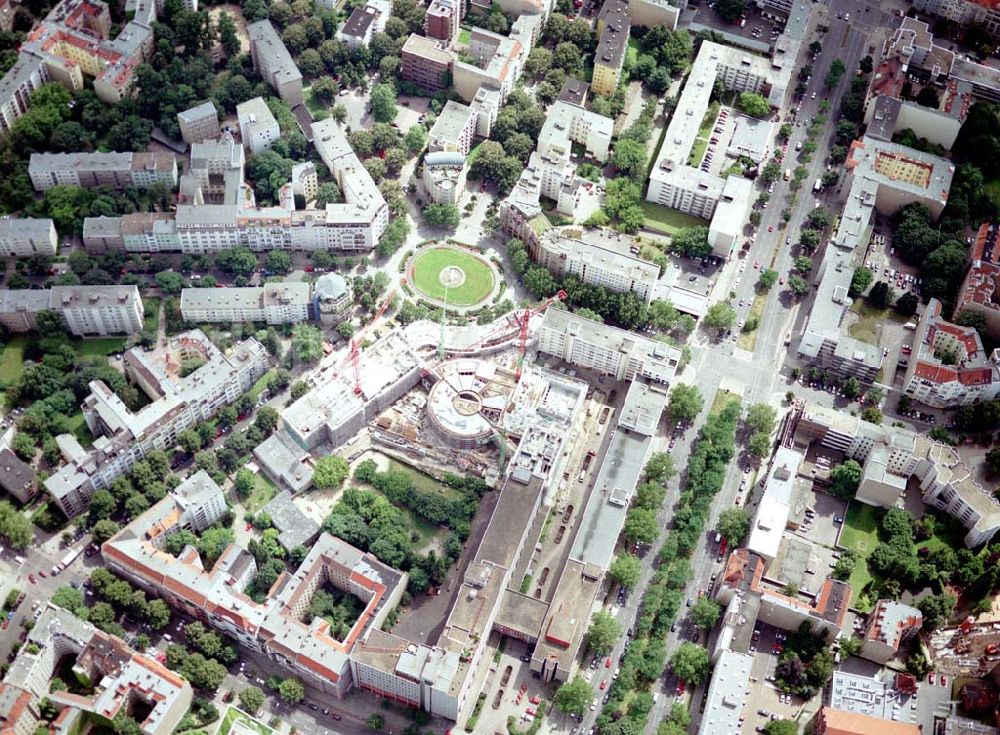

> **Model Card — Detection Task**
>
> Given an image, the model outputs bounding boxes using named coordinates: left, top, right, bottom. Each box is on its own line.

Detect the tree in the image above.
left=787, top=275, right=810, bottom=296
left=554, top=676, right=592, bottom=716
left=861, top=407, right=883, bottom=425
left=714, top=0, right=745, bottom=23
left=670, top=642, right=711, bottom=684
left=689, top=596, right=721, bottom=630
left=264, top=251, right=292, bottom=274
left=611, top=138, right=647, bottom=180
left=745, top=403, right=776, bottom=435
left=703, top=302, right=737, bottom=334
left=155, top=271, right=185, bottom=295
left=717, top=508, right=750, bottom=544
left=764, top=721, right=798, bottom=735
left=52, top=586, right=84, bottom=614
left=849, top=267, right=873, bottom=296
left=670, top=226, right=711, bottom=258
left=404, top=125, right=427, bottom=153
left=669, top=383, right=704, bottom=423
left=645, top=452, right=676, bottom=484
left=758, top=269, right=778, bottom=292
left=917, top=592, right=956, bottom=630
left=825, top=58, right=846, bottom=87
left=608, top=554, right=642, bottom=589
left=737, top=92, right=770, bottom=118
left=369, top=83, right=396, bottom=122
left=366, top=714, right=385, bottom=732
left=828, top=460, right=862, bottom=500
left=92, top=519, right=121, bottom=543
left=217, top=13, right=240, bottom=56
left=623, top=508, right=659, bottom=545
left=842, top=376, right=861, bottom=399
left=313, top=455, right=350, bottom=489
left=292, top=323, right=323, bottom=363
left=422, top=203, right=461, bottom=229
left=586, top=611, right=621, bottom=655
left=146, top=599, right=171, bottom=630
left=278, top=677, right=305, bottom=704
left=239, top=686, right=265, bottom=715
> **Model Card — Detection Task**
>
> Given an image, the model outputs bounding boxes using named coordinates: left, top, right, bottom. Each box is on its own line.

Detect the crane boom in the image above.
left=516, top=290, right=567, bottom=379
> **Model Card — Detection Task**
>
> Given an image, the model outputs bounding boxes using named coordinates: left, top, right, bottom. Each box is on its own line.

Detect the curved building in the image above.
left=425, top=358, right=515, bottom=448
left=313, top=272, right=352, bottom=325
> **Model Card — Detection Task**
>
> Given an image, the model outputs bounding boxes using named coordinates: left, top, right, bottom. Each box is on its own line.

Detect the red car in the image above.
left=599, top=680, right=607, bottom=691
left=940, top=675, right=948, bottom=687
left=525, top=708, right=536, bottom=717
left=768, top=226, right=774, bottom=232
left=529, top=696, right=540, bottom=705
left=245, top=522, right=253, bottom=531
left=27, top=574, right=35, bottom=584
left=676, top=680, right=686, bottom=695
left=605, top=658, right=612, bottom=668
left=38, top=570, right=47, bottom=578
left=927, top=672, right=935, bottom=685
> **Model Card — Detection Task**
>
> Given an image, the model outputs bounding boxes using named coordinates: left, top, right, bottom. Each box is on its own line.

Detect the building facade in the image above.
left=28, top=151, right=177, bottom=191
left=177, top=101, right=220, bottom=145
left=247, top=20, right=304, bottom=105
left=0, top=218, right=57, bottom=256
left=180, top=283, right=311, bottom=324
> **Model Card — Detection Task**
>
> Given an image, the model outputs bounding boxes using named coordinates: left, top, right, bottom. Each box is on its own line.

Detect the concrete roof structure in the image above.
left=0, top=447, right=36, bottom=503
left=261, top=490, right=321, bottom=550
left=428, top=100, right=476, bottom=150
left=727, top=114, right=775, bottom=162
left=247, top=19, right=303, bottom=89
left=253, top=432, right=314, bottom=493
left=817, top=705, right=920, bottom=735
left=696, top=649, right=754, bottom=735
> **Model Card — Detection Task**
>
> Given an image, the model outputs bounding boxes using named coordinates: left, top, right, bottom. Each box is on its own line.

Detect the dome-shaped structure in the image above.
left=313, top=272, right=351, bottom=325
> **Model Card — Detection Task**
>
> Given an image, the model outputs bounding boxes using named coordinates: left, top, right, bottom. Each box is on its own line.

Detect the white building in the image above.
left=537, top=308, right=681, bottom=384
left=428, top=100, right=477, bottom=156
left=247, top=20, right=304, bottom=106
left=420, top=152, right=467, bottom=206
left=336, top=0, right=390, bottom=47
left=28, top=151, right=177, bottom=191
left=180, top=283, right=311, bottom=325
left=0, top=218, right=57, bottom=256
left=237, top=97, right=280, bottom=155
left=177, top=101, right=220, bottom=145
left=696, top=650, right=754, bottom=735
left=0, top=285, right=143, bottom=336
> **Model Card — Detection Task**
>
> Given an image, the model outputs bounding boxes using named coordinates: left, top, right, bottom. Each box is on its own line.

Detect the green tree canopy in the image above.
left=586, top=611, right=621, bottom=655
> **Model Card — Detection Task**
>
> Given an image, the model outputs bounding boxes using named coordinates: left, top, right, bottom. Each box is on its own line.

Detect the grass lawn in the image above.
left=840, top=502, right=880, bottom=604
left=710, top=389, right=740, bottom=416
left=0, top=336, right=26, bottom=385
left=698, top=101, right=720, bottom=139
left=76, top=338, right=127, bottom=356
left=302, top=85, right=329, bottom=117
left=410, top=246, right=495, bottom=306
left=142, top=296, right=160, bottom=334
left=68, top=412, right=91, bottom=448
left=458, top=26, right=471, bottom=45
left=387, top=457, right=463, bottom=501
left=246, top=473, right=278, bottom=513
left=688, top=137, right=709, bottom=167
left=985, top=178, right=1000, bottom=211
left=467, top=141, right=483, bottom=171
left=737, top=293, right=767, bottom=351
left=219, top=707, right=277, bottom=735
left=627, top=37, right=640, bottom=67
left=848, top=300, right=907, bottom=346
left=640, top=202, right=707, bottom=237
left=248, top=369, right=276, bottom=401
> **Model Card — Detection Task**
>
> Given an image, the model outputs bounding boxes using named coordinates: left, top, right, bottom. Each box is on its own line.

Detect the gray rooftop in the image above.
left=261, top=490, right=320, bottom=550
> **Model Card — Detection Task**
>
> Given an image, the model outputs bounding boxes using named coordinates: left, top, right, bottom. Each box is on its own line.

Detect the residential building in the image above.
left=746, top=447, right=804, bottom=562
left=1, top=605, right=192, bottom=735
left=0, top=218, right=57, bottom=256
left=696, top=650, right=754, bottom=735
left=420, top=152, right=467, bottom=206
left=909, top=0, right=1000, bottom=41
left=44, top=330, right=268, bottom=517
left=170, top=471, right=228, bottom=531
left=859, top=600, right=922, bottom=664
left=177, top=101, right=220, bottom=144
left=28, top=151, right=177, bottom=191
left=592, top=0, right=629, bottom=95
left=627, top=0, right=682, bottom=30
left=815, top=705, right=919, bottom=735
left=424, top=0, right=460, bottom=43
left=291, top=161, right=317, bottom=202
left=797, top=136, right=954, bottom=381
left=253, top=432, right=314, bottom=493
left=538, top=100, right=613, bottom=162
left=312, top=272, right=352, bottom=324
left=0, top=57, right=51, bottom=135
left=0, top=448, right=37, bottom=504
left=525, top=225, right=659, bottom=304
left=337, top=0, right=390, bottom=48
left=0, top=285, right=143, bottom=336
left=795, top=399, right=1000, bottom=547
left=727, top=114, right=775, bottom=162
left=236, top=96, right=280, bottom=155
left=247, top=20, right=303, bottom=105
left=954, top=222, right=1000, bottom=340
left=261, top=490, right=320, bottom=550
left=647, top=41, right=765, bottom=256
left=401, top=34, right=452, bottom=92
left=557, top=77, right=588, bottom=106
left=180, top=283, right=310, bottom=324
left=428, top=100, right=477, bottom=155
left=537, top=308, right=681, bottom=384
left=902, top=298, right=1000, bottom=407
left=452, top=28, right=525, bottom=103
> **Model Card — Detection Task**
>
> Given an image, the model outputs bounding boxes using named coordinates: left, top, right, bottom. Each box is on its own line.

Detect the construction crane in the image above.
left=516, top=290, right=567, bottom=380
left=344, top=287, right=398, bottom=396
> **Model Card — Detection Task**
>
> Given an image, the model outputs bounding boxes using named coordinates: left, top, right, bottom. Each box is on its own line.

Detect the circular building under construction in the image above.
left=424, top=358, right=517, bottom=448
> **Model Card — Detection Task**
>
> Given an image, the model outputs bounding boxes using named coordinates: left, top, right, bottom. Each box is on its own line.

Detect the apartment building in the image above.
left=236, top=96, right=280, bottom=155
left=424, top=0, right=460, bottom=43
left=0, top=217, right=57, bottom=256
left=954, top=222, right=1000, bottom=340
left=859, top=600, right=922, bottom=664
left=537, top=308, right=681, bottom=384
left=177, top=101, right=220, bottom=145
left=592, top=0, right=629, bottom=95
left=797, top=136, right=954, bottom=381
left=0, top=447, right=37, bottom=504
left=428, top=100, right=477, bottom=155
left=28, top=151, right=177, bottom=191
left=44, top=330, right=268, bottom=516
left=401, top=34, right=452, bottom=92
left=247, top=20, right=304, bottom=105
left=697, top=650, right=755, bottom=735
left=2, top=606, right=192, bottom=735
left=538, top=100, right=613, bottom=162
left=628, top=0, right=682, bottom=30
left=337, top=0, right=390, bottom=47
left=0, top=285, right=143, bottom=336
left=647, top=41, right=763, bottom=256
left=795, top=399, right=1000, bottom=547
left=0, top=56, right=51, bottom=135
left=910, top=0, right=1000, bottom=40
left=902, top=298, right=1000, bottom=407
left=452, top=27, right=525, bottom=102
left=180, top=283, right=311, bottom=324
left=420, top=152, right=467, bottom=206
left=815, top=706, right=919, bottom=735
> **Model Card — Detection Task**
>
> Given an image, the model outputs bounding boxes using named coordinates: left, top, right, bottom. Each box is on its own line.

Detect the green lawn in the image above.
left=640, top=202, right=707, bottom=236
left=848, top=300, right=908, bottom=345
left=840, top=502, right=880, bottom=604
left=985, top=179, right=1000, bottom=211
left=627, top=37, right=640, bottom=68
left=458, top=26, right=471, bottom=45
left=246, top=472, right=278, bottom=513
left=68, top=412, right=91, bottom=448
left=688, top=137, right=709, bottom=167
left=698, top=101, right=721, bottom=139
left=76, top=338, right=127, bottom=356
left=0, top=336, right=26, bottom=385
left=248, top=369, right=276, bottom=401
left=736, top=293, right=767, bottom=351
left=387, top=457, right=463, bottom=501
left=219, top=707, right=276, bottom=735
left=142, top=296, right=160, bottom=334
left=410, top=246, right=495, bottom=306
left=710, top=389, right=740, bottom=416
left=302, top=85, right=329, bottom=116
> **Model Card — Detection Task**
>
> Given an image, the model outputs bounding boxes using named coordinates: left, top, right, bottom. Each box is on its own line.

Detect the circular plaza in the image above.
left=409, top=244, right=498, bottom=308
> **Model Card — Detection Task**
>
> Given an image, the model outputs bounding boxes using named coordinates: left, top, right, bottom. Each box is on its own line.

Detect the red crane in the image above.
left=516, top=290, right=567, bottom=379
left=345, top=288, right=397, bottom=396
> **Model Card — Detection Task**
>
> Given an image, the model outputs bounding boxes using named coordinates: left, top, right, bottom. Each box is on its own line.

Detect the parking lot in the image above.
left=742, top=623, right=808, bottom=732
left=690, top=1, right=786, bottom=46
left=476, top=638, right=552, bottom=734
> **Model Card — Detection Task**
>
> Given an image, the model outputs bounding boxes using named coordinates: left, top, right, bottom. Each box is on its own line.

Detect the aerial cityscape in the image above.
left=0, top=0, right=998, bottom=733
